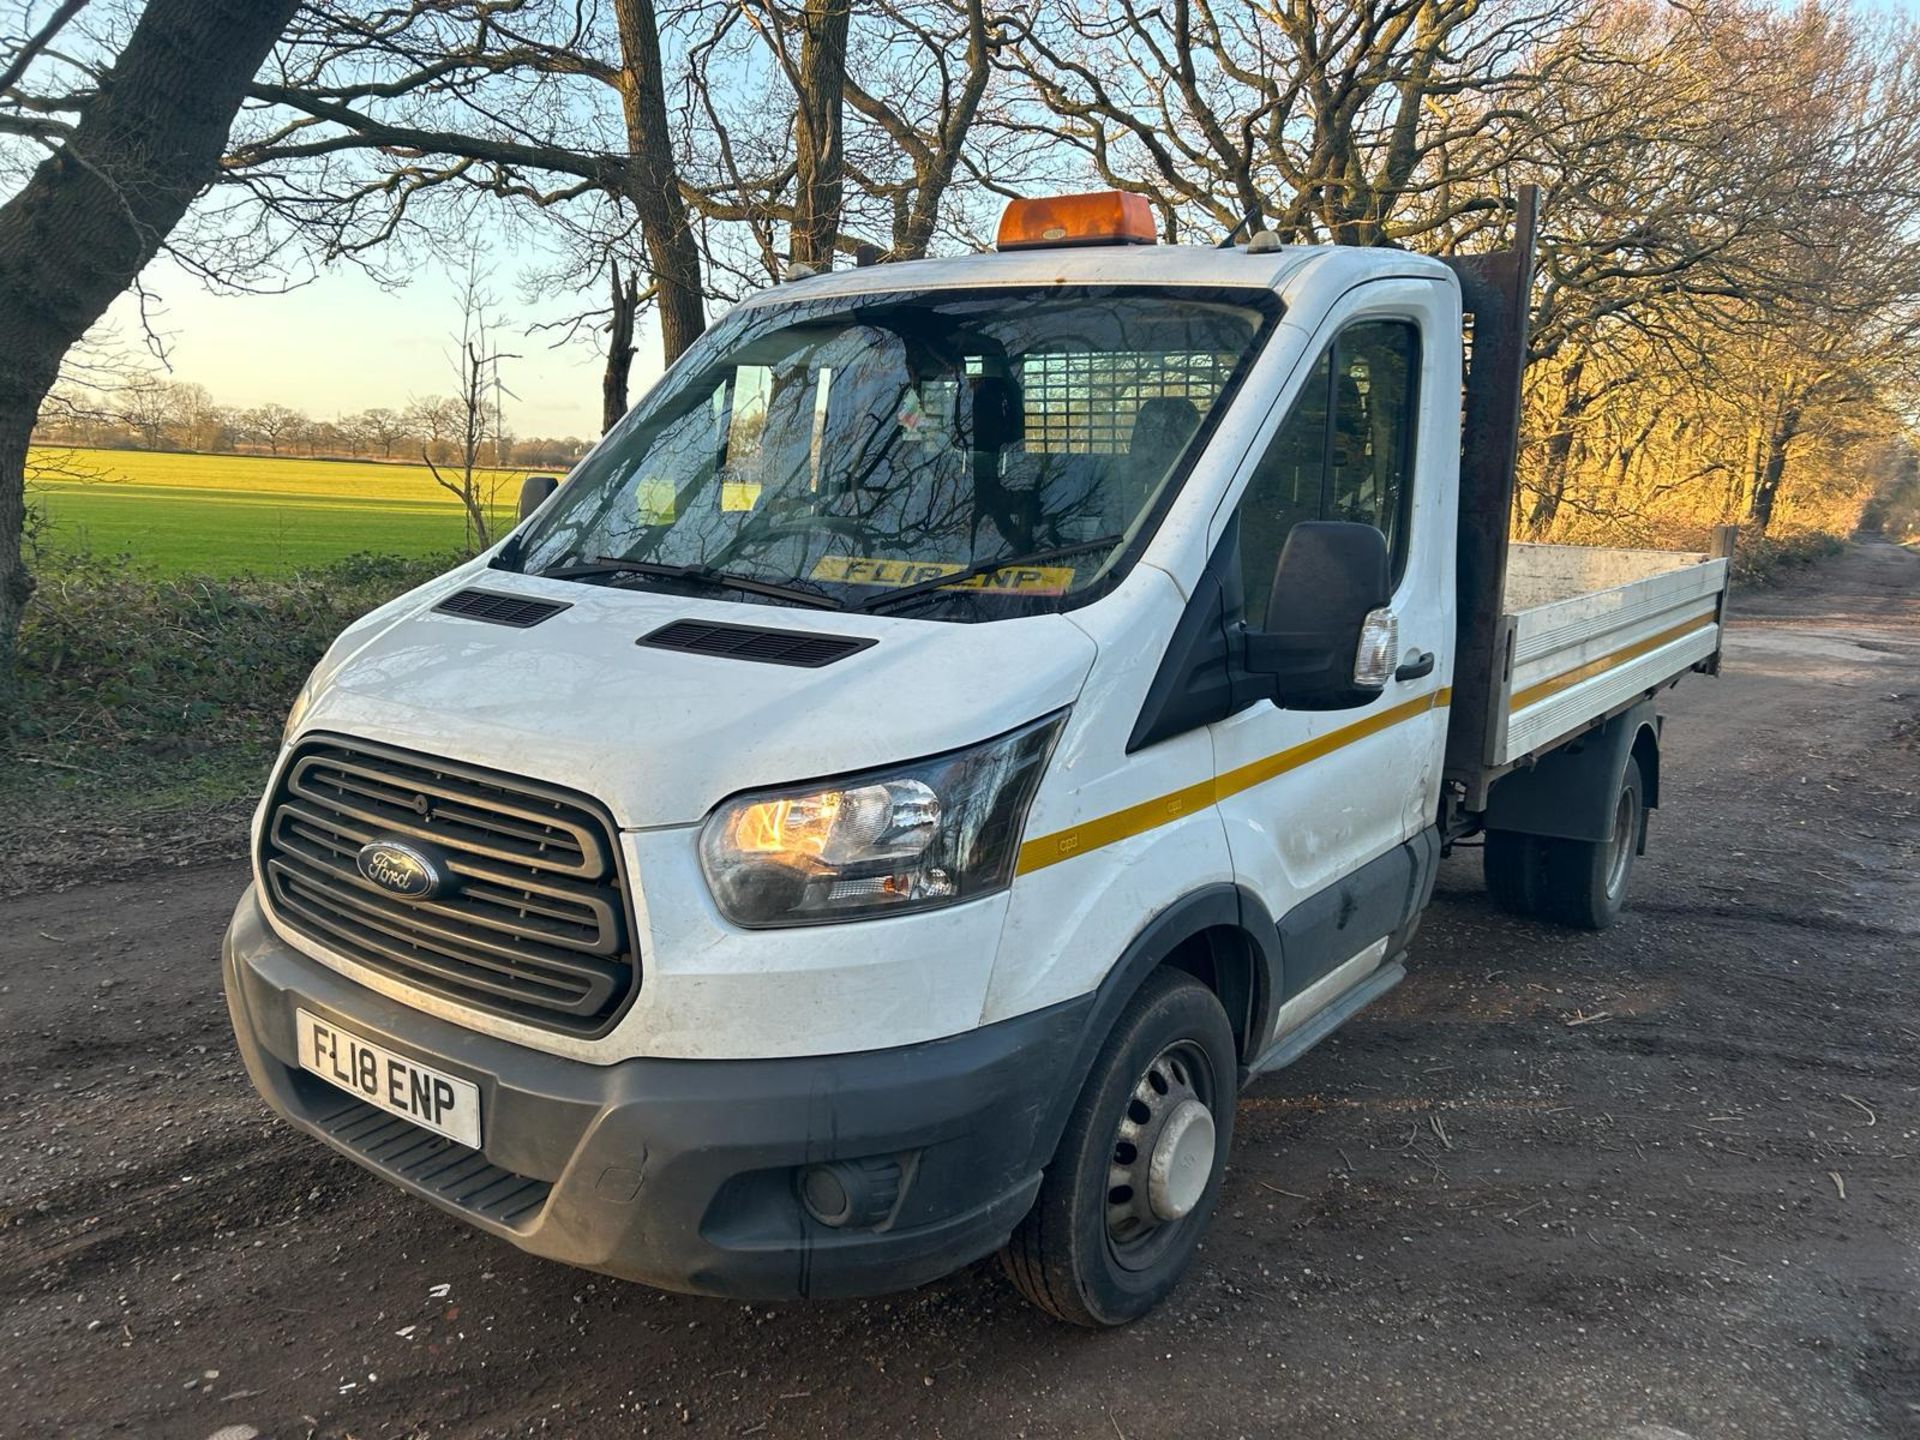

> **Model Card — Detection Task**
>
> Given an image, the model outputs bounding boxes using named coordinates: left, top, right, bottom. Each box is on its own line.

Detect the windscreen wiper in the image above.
left=858, top=535, right=1125, bottom=614
left=540, top=556, right=846, bottom=611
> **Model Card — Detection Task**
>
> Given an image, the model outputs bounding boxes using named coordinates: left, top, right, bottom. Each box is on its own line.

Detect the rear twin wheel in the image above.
left=1484, top=756, right=1644, bottom=931
left=1000, top=969, right=1237, bottom=1327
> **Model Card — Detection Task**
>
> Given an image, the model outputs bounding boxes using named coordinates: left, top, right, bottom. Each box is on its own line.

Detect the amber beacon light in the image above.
left=996, top=190, right=1158, bottom=251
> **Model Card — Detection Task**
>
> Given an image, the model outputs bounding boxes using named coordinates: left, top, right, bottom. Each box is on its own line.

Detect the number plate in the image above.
left=296, top=1009, right=481, bottom=1148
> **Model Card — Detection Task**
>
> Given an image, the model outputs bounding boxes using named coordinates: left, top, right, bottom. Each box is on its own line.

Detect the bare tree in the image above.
left=423, top=255, right=515, bottom=551
left=0, top=0, right=299, bottom=704
left=120, top=377, right=176, bottom=451
left=355, top=407, right=410, bottom=459
left=225, top=0, right=1009, bottom=392
left=1498, top=3, right=1920, bottom=539
left=405, top=395, right=463, bottom=463
left=232, top=2, right=710, bottom=361
left=613, top=0, right=707, bottom=357
left=603, top=258, right=644, bottom=432
left=169, top=383, right=230, bottom=452
left=244, top=403, right=307, bottom=458
left=1002, top=0, right=1577, bottom=245
left=733, top=0, right=851, bottom=268
left=850, top=0, right=1038, bottom=257
left=521, top=230, right=655, bottom=435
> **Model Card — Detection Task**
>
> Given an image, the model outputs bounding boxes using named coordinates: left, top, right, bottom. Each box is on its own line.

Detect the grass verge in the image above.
left=3, top=550, right=448, bottom=896
left=1731, top=530, right=1848, bottom=586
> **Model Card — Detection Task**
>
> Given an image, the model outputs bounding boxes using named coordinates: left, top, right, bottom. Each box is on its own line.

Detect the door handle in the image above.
left=1395, top=649, right=1436, bottom=682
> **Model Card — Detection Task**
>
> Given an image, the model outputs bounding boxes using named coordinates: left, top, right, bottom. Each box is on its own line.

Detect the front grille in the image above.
left=260, top=737, right=638, bottom=1036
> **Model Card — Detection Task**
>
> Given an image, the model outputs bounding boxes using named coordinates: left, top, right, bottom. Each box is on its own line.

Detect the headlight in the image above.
left=699, top=713, right=1064, bottom=927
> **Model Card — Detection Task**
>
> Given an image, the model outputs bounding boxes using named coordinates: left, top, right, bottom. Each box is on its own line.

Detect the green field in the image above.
left=27, top=447, right=524, bottom=574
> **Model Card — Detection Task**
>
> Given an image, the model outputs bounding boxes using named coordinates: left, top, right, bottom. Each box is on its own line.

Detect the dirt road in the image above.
left=4, top=539, right=1918, bottom=1440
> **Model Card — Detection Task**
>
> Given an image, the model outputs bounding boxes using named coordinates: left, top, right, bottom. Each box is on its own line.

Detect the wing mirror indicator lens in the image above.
left=1353, top=608, right=1399, bottom=689
left=699, top=712, right=1065, bottom=927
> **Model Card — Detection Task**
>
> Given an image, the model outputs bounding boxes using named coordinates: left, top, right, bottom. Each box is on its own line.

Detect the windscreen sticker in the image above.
left=720, top=481, right=763, bottom=512
left=810, top=556, right=1076, bottom=595
left=635, top=477, right=677, bottom=524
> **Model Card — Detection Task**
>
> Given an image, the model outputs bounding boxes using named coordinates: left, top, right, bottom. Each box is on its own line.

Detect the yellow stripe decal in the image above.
left=1508, top=614, right=1715, bottom=713
left=1014, top=773, right=1219, bottom=876
left=1015, top=686, right=1453, bottom=877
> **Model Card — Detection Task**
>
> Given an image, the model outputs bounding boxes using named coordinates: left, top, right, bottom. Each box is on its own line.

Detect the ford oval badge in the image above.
left=356, top=839, right=448, bottom=901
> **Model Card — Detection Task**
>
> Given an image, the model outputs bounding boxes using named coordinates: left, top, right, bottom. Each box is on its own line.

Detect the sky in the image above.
left=93, top=241, right=669, bottom=440
left=67, top=0, right=1920, bottom=435
left=3, top=0, right=656, bottom=441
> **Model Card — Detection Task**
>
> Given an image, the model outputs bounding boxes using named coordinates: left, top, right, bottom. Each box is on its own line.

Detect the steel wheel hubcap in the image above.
left=1147, top=1099, right=1215, bottom=1220
left=1605, top=786, right=1635, bottom=897
left=1107, top=1044, right=1215, bottom=1254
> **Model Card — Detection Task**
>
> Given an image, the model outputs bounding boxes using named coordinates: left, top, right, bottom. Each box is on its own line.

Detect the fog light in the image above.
left=798, top=1157, right=903, bottom=1229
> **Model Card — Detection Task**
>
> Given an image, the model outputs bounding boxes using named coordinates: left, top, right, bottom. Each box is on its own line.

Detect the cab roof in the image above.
left=740, top=241, right=1453, bottom=312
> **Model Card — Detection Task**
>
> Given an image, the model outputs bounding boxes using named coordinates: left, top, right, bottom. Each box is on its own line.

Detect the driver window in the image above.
left=720, top=365, right=774, bottom=511
left=1235, top=320, right=1419, bottom=628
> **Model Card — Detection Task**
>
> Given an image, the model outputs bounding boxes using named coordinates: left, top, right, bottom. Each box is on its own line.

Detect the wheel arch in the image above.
left=1484, top=698, right=1660, bottom=844
left=1630, top=718, right=1661, bottom=813
left=1020, top=884, right=1278, bottom=1176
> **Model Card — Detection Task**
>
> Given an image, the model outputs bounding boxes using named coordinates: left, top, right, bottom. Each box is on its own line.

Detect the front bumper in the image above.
left=222, top=887, right=1091, bottom=1300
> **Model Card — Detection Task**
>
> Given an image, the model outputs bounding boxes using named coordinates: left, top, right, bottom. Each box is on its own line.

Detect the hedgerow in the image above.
left=10, top=550, right=445, bottom=759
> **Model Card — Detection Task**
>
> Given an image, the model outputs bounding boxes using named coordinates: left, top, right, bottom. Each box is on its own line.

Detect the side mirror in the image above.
left=1242, top=521, right=1395, bottom=710
left=518, top=474, right=559, bottom=522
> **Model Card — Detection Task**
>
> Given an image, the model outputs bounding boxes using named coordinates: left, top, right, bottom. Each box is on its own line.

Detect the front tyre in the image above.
left=1000, top=969, right=1237, bottom=1327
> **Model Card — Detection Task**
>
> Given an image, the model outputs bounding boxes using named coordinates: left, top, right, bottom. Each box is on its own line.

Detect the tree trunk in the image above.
left=1527, top=357, right=1588, bottom=537
left=895, top=0, right=990, bottom=262
left=611, top=0, right=707, bottom=363
left=1750, top=404, right=1802, bottom=536
left=791, top=0, right=850, bottom=268
left=0, top=408, right=28, bottom=700
left=0, top=0, right=297, bottom=716
left=1726, top=424, right=1762, bottom=519
left=603, top=261, right=640, bottom=434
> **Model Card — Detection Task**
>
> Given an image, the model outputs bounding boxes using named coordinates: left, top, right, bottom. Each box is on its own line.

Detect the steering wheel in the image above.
left=742, top=514, right=865, bottom=541
left=707, top=511, right=866, bottom=573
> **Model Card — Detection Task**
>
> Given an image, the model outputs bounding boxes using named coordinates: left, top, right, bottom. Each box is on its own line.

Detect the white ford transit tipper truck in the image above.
left=224, top=188, right=1729, bottom=1326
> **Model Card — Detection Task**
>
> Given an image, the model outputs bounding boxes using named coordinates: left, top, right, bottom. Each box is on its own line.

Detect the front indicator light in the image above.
left=282, top=666, right=320, bottom=746
left=699, top=713, right=1064, bottom=927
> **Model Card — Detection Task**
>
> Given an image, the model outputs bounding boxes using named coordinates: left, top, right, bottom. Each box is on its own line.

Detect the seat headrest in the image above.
left=1132, top=396, right=1201, bottom=442
left=969, top=374, right=1025, bottom=452
left=1129, top=396, right=1202, bottom=477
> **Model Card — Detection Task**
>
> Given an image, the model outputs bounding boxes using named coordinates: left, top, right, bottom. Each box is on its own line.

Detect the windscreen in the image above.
left=511, top=286, right=1275, bottom=619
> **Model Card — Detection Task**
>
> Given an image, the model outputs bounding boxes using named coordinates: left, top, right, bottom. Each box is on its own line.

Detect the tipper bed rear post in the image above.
left=1441, top=183, right=1539, bottom=810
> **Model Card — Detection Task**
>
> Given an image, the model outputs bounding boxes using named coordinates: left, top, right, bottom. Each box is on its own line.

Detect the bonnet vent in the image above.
left=638, top=619, right=876, bottom=668
left=433, top=589, right=572, bottom=628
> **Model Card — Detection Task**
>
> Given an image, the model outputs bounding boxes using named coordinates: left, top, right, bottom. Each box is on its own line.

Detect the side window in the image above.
left=1331, top=323, right=1418, bottom=558
left=1238, top=351, right=1329, bottom=629
left=1235, top=321, right=1420, bottom=628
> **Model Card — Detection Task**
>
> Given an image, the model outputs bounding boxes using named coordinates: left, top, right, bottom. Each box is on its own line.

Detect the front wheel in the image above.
left=999, top=969, right=1237, bottom=1327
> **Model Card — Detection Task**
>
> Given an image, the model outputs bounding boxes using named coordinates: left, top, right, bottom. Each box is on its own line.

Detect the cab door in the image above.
left=1207, top=278, right=1459, bottom=1046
